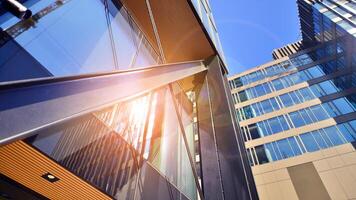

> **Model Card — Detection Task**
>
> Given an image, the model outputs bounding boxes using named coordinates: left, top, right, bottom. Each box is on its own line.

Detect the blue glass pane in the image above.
left=272, top=79, right=284, bottom=91
left=277, top=139, right=294, bottom=159
left=251, top=104, right=261, bottom=116
left=300, top=133, right=319, bottom=152
left=257, top=122, right=268, bottom=137
left=288, top=137, right=302, bottom=156
left=278, top=116, right=290, bottom=131
left=311, top=130, right=329, bottom=149
left=310, top=84, right=325, bottom=97
left=307, top=66, right=325, bottom=78
left=289, top=111, right=305, bottom=128
left=306, top=107, right=318, bottom=122
left=268, top=117, right=283, bottom=134
left=263, top=83, right=272, bottom=94
left=271, top=142, right=282, bottom=160
left=280, top=93, right=294, bottom=107
left=264, top=143, right=276, bottom=162
left=270, top=98, right=280, bottom=110
left=350, top=120, right=356, bottom=132
left=332, top=98, right=354, bottom=115
left=337, top=124, right=356, bottom=142
left=260, top=99, right=273, bottom=114
left=289, top=92, right=301, bottom=104
left=319, top=81, right=339, bottom=95
left=310, top=105, right=330, bottom=121
left=299, top=109, right=313, bottom=125
left=299, top=88, right=315, bottom=101
left=323, top=126, right=345, bottom=146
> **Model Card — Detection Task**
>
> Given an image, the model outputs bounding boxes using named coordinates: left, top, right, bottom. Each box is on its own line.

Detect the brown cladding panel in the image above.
left=0, top=141, right=111, bottom=200
left=288, top=162, right=331, bottom=200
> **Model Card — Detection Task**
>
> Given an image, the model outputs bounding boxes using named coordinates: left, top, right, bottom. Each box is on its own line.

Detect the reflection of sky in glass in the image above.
left=1, top=0, right=158, bottom=77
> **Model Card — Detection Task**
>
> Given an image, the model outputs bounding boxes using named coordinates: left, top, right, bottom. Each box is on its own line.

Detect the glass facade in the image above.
left=236, top=73, right=356, bottom=121
left=0, top=0, right=161, bottom=82
left=229, top=0, right=355, bottom=167
left=0, top=0, right=258, bottom=199
left=26, top=83, right=199, bottom=199
left=247, top=120, right=356, bottom=166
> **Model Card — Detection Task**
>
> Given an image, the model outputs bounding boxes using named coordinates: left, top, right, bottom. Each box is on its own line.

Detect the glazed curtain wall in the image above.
left=0, top=0, right=160, bottom=82
left=26, top=82, right=200, bottom=200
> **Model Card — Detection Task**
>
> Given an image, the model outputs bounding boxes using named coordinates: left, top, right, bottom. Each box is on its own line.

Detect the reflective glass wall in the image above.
left=229, top=33, right=355, bottom=167
left=0, top=0, right=161, bottom=81
left=26, top=82, right=201, bottom=200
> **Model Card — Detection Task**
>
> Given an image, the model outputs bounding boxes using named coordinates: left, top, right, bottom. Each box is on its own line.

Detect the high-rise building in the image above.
left=228, top=0, right=355, bottom=199
left=0, top=0, right=257, bottom=199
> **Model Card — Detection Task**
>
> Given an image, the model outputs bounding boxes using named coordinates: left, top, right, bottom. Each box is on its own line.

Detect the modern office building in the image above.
left=228, top=0, right=355, bottom=199
left=0, top=0, right=258, bottom=200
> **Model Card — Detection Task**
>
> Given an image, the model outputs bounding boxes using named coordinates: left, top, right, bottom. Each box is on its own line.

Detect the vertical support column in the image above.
left=196, top=56, right=258, bottom=200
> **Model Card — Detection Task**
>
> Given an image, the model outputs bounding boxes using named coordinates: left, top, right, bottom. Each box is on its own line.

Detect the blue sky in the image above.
left=210, top=0, right=301, bottom=76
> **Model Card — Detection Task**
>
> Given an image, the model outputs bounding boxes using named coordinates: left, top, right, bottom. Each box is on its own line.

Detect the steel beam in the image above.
left=0, top=61, right=206, bottom=145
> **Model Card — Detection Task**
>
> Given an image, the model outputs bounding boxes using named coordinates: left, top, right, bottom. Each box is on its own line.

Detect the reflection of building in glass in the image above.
left=229, top=0, right=355, bottom=199
left=0, top=0, right=257, bottom=200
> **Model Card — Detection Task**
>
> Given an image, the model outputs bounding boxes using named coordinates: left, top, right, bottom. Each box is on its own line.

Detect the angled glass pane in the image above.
left=289, top=111, right=305, bottom=128
left=332, top=98, right=354, bottom=115
left=300, top=133, right=320, bottom=152
left=312, top=130, right=329, bottom=149
left=323, top=126, right=345, bottom=146
left=310, top=105, right=330, bottom=121
left=276, top=139, right=294, bottom=159
left=280, top=93, right=294, bottom=107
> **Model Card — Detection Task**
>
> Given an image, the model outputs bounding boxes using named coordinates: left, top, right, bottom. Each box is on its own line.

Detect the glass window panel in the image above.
left=268, top=117, right=283, bottom=134
left=288, top=137, right=302, bottom=156
left=319, top=81, right=339, bottom=95
left=307, top=66, right=325, bottom=78
left=279, top=116, right=290, bottom=131
left=299, top=88, right=315, bottom=101
left=322, top=102, right=340, bottom=117
left=295, top=90, right=306, bottom=103
left=271, top=142, right=282, bottom=160
left=305, top=107, right=318, bottom=122
left=255, top=145, right=269, bottom=164
left=312, top=130, right=329, bottom=149
left=310, top=84, right=325, bottom=97
left=238, top=90, right=248, bottom=102
left=323, top=126, right=345, bottom=146
left=280, top=93, right=294, bottom=107
left=263, top=83, right=272, bottom=94
left=300, top=133, right=320, bottom=152
left=332, top=98, right=354, bottom=114
left=346, top=95, right=356, bottom=109
left=311, top=104, right=331, bottom=120
left=246, top=149, right=254, bottom=166
left=272, top=79, right=284, bottom=91
left=299, top=109, right=314, bottom=125
left=260, top=99, right=273, bottom=114
left=298, top=71, right=310, bottom=81
left=270, top=98, right=280, bottom=110
left=277, top=139, right=294, bottom=159
left=249, top=123, right=260, bottom=140
left=255, top=85, right=265, bottom=96
left=289, top=92, right=301, bottom=105
left=251, top=104, right=261, bottom=116
left=296, top=136, right=306, bottom=153
left=264, top=143, right=276, bottom=162
left=257, top=122, right=268, bottom=137
left=243, top=106, right=255, bottom=120
left=349, top=120, right=356, bottom=132
left=289, top=111, right=305, bottom=128
left=337, top=124, right=356, bottom=143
